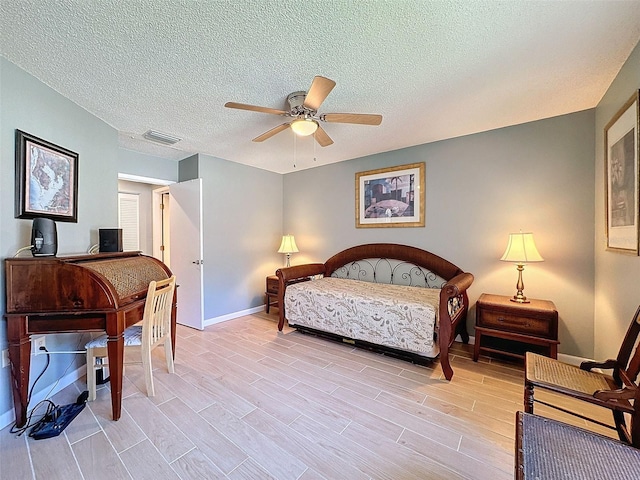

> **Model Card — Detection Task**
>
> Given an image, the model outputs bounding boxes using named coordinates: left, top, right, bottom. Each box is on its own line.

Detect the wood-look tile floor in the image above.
left=0, top=311, right=616, bottom=479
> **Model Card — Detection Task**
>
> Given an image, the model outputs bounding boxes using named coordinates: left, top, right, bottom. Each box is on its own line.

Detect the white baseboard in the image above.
left=203, top=305, right=266, bottom=327
left=557, top=352, right=592, bottom=366
left=0, top=364, right=87, bottom=430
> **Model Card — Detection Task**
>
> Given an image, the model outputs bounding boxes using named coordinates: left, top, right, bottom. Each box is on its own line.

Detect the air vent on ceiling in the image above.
left=142, top=130, right=182, bottom=145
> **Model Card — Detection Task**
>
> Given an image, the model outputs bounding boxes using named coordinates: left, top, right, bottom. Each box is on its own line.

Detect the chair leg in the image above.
left=613, top=410, right=631, bottom=444
left=524, top=381, right=534, bottom=413
left=86, top=349, right=97, bottom=402
left=164, top=339, right=175, bottom=374
left=141, top=345, right=155, bottom=397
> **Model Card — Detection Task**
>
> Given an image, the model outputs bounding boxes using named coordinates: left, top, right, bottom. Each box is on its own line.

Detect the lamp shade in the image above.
left=290, top=118, right=318, bottom=136
left=500, top=232, right=544, bottom=263
left=277, top=235, right=299, bottom=254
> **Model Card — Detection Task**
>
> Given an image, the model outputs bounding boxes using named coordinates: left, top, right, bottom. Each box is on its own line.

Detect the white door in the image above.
left=169, top=178, right=204, bottom=330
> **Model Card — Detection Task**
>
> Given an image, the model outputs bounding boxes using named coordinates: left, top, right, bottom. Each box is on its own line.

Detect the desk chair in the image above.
left=85, top=276, right=176, bottom=401
left=524, top=305, right=640, bottom=447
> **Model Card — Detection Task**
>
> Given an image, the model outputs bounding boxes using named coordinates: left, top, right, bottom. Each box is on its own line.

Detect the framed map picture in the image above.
left=15, top=130, right=79, bottom=222
left=356, top=162, right=425, bottom=228
left=605, top=91, right=639, bottom=254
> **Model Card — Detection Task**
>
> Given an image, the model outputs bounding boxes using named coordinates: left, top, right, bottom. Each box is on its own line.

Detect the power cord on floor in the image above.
left=10, top=335, right=92, bottom=437
left=10, top=347, right=54, bottom=436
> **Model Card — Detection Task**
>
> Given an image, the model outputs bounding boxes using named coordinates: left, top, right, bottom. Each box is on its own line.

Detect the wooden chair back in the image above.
left=85, top=275, right=176, bottom=400
left=142, top=276, right=176, bottom=349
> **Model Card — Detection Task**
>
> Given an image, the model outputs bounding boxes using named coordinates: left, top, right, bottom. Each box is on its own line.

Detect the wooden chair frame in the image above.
left=86, top=276, right=176, bottom=400
left=524, top=305, right=640, bottom=447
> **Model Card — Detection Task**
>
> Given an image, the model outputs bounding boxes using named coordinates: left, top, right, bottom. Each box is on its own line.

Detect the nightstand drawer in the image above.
left=478, top=310, right=551, bottom=337
left=266, top=275, right=279, bottom=294
left=474, top=293, right=559, bottom=362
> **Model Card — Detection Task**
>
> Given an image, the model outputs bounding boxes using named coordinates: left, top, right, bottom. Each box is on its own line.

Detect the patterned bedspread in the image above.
left=284, top=277, right=441, bottom=357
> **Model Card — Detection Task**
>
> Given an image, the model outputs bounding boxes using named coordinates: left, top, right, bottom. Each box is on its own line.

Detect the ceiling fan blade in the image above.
left=252, top=123, right=290, bottom=142
left=314, top=125, right=334, bottom=147
left=322, top=113, right=383, bottom=125
left=225, top=102, right=287, bottom=116
left=303, top=76, right=336, bottom=111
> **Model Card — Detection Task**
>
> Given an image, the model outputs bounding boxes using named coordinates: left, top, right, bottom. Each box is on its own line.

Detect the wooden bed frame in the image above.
left=276, top=243, right=474, bottom=380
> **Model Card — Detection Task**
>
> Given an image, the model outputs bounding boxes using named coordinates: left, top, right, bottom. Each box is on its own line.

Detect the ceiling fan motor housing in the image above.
left=287, top=91, right=311, bottom=116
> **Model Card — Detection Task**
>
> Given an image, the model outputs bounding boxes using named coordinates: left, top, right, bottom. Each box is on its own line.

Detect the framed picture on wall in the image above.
left=605, top=90, right=640, bottom=254
left=355, top=162, right=425, bottom=228
left=15, top=130, right=79, bottom=223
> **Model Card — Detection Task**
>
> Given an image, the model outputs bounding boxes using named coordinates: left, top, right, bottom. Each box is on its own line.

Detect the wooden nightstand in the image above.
left=473, top=293, right=559, bottom=362
left=265, top=275, right=279, bottom=313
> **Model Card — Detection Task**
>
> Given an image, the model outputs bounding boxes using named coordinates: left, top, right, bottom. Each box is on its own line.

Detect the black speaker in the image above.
left=99, top=229, right=123, bottom=252
left=31, top=218, right=57, bottom=256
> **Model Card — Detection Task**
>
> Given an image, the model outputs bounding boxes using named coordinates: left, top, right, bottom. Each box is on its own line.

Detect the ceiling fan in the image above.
left=224, top=76, right=382, bottom=147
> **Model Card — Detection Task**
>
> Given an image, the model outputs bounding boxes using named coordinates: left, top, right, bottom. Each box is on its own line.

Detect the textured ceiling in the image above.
left=2, top=1, right=640, bottom=174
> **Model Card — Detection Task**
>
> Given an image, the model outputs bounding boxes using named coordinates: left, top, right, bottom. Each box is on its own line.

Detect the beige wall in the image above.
left=594, top=41, right=640, bottom=359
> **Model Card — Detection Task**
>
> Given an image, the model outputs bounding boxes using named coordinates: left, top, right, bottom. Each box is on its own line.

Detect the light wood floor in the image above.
left=0, top=311, right=616, bottom=479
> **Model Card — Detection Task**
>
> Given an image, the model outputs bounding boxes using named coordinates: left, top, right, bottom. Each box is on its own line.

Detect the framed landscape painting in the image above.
left=356, top=162, right=425, bottom=228
left=15, top=130, right=79, bottom=222
left=605, top=91, right=639, bottom=254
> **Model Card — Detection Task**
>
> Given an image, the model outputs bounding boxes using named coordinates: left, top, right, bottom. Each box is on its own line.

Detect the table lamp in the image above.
left=500, top=232, right=544, bottom=303
left=277, top=234, right=299, bottom=267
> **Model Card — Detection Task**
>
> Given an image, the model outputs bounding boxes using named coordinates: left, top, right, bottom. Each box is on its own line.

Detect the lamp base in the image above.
left=510, top=264, right=530, bottom=303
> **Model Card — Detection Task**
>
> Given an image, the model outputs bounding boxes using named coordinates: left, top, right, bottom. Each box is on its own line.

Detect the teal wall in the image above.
left=0, top=57, right=120, bottom=423
left=594, top=40, right=640, bottom=359
left=284, top=110, right=596, bottom=359
left=197, top=154, right=283, bottom=321
left=118, top=148, right=178, bottom=182
left=0, top=59, right=283, bottom=426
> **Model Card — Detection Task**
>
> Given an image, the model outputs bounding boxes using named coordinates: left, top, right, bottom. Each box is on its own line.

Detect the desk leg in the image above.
left=106, top=312, right=125, bottom=421
left=106, top=336, right=124, bottom=421
left=7, top=315, right=31, bottom=427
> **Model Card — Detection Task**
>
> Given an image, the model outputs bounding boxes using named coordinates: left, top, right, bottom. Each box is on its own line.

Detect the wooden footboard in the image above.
left=438, top=272, right=474, bottom=380
left=276, top=263, right=325, bottom=331
left=275, top=243, right=473, bottom=380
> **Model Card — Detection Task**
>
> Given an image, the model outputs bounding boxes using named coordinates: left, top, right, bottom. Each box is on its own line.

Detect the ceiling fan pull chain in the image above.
left=293, top=132, right=297, bottom=168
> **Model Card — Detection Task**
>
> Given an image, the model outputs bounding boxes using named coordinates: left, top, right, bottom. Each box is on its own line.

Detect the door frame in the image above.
left=152, top=186, right=169, bottom=262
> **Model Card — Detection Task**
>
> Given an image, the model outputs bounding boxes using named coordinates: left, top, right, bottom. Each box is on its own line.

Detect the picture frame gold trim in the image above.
left=355, top=162, right=425, bottom=228
left=604, top=90, right=640, bottom=255
left=15, top=130, right=79, bottom=223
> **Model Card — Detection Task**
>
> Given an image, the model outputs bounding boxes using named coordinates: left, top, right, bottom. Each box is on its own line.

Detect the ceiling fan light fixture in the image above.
left=290, top=118, right=318, bottom=137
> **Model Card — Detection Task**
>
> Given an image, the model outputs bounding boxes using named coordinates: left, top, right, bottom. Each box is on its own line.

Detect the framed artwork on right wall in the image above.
left=605, top=90, right=640, bottom=254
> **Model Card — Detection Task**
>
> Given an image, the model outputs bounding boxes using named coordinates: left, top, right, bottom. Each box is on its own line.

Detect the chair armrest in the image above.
left=580, top=359, right=617, bottom=371
left=593, top=386, right=637, bottom=402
